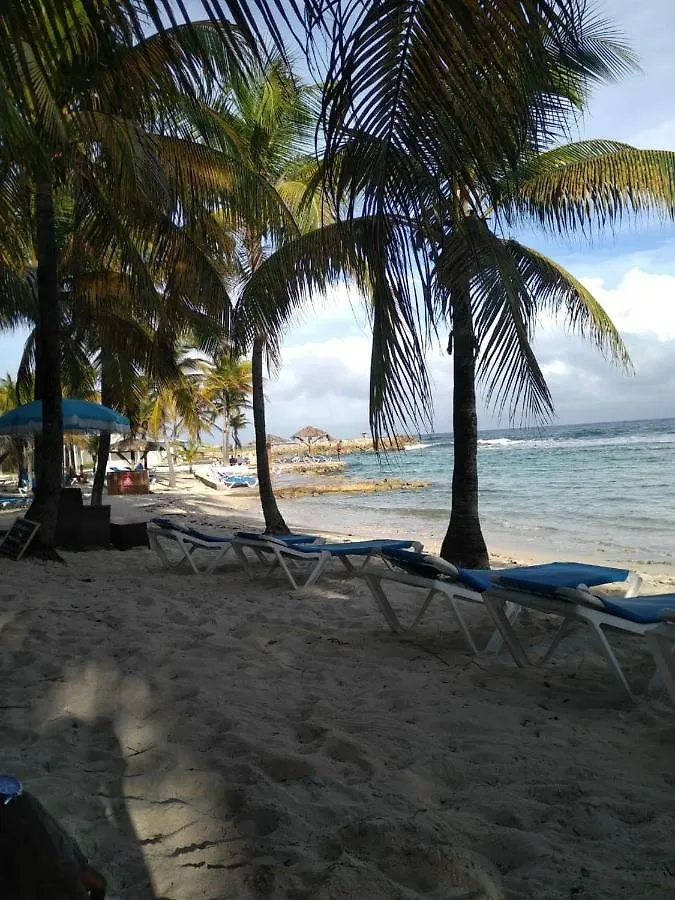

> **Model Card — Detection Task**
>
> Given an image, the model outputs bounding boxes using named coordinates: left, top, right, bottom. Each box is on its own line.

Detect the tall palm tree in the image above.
left=198, top=356, right=253, bottom=462
left=212, top=58, right=330, bottom=533
left=0, top=373, right=28, bottom=480
left=138, top=370, right=203, bottom=489
left=431, top=140, right=675, bottom=566
left=0, top=6, right=248, bottom=543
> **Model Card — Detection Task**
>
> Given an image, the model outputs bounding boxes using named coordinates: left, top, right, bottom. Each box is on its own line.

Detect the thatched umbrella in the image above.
left=111, top=437, right=162, bottom=469
left=266, top=434, right=290, bottom=446
left=113, top=438, right=162, bottom=453
left=290, top=425, right=335, bottom=449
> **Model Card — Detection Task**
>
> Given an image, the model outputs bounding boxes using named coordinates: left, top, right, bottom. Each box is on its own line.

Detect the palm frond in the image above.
left=496, top=142, right=675, bottom=234
left=438, top=219, right=631, bottom=423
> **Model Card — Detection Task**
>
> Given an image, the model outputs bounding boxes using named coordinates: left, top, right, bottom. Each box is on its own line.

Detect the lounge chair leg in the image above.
left=409, top=589, right=436, bottom=629
left=179, top=538, right=203, bottom=575
left=340, top=557, right=357, bottom=575
left=484, top=602, right=521, bottom=655
left=449, top=596, right=478, bottom=654
left=644, top=629, right=675, bottom=706
left=590, top=622, right=634, bottom=699
left=482, top=595, right=530, bottom=667
left=277, top=553, right=300, bottom=589
left=304, top=553, right=331, bottom=588
left=541, top=617, right=576, bottom=664
left=232, top=544, right=255, bottom=579
left=204, top=544, right=233, bottom=575
left=362, top=575, right=403, bottom=633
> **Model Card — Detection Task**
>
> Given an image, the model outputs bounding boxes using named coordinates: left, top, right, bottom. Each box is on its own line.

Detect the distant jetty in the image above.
left=274, top=477, right=428, bottom=500
left=265, top=434, right=421, bottom=460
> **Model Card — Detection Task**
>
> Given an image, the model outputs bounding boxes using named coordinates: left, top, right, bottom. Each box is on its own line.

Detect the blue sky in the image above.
left=1, top=0, right=674, bottom=439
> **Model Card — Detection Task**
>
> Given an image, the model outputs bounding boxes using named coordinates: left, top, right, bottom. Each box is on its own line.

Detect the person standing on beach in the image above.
left=336, top=440, right=343, bottom=460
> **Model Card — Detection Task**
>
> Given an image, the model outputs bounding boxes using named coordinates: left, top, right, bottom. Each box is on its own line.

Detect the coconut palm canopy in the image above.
left=291, top=426, right=335, bottom=446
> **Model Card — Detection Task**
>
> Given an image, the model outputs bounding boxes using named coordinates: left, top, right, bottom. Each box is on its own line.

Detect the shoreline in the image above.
left=3, top=470, right=674, bottom=584
left=98, top=472, right=675, bottom=587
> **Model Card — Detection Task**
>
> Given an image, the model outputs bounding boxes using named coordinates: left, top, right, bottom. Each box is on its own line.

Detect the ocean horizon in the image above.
left=291, top=417, right=675, bottom=565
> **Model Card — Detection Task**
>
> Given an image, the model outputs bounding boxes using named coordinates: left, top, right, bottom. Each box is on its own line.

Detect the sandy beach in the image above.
left=1, top=474, right=674, bottom=899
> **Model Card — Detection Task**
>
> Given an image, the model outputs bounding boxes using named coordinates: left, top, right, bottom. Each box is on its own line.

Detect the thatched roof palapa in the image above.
left=266, top=434, right=290, bottom=445
left=112, top=438, right=163, bottom=453
left=290, top=425, right=335, bottom=446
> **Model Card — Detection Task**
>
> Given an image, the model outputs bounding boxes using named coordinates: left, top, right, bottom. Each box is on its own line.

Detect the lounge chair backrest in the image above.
left=495, top=574, right=606, bottom=610
left=234, top=532, right=292, bottom=548
left=150, top=517, right=192, bottom=534
left=382, top=548, right=460, bottom=580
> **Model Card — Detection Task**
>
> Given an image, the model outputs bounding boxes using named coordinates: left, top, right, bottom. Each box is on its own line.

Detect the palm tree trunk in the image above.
left=165, top=432, right=176, bottom=487
left=252, top=336, right=289, bottom=534
left=91, top=362, right=114, bottom=505
left=222, top=410, right=230, bottom=463
left=440, top=282, right=489, bottom=568
left=27, top=174, right=63, bottom=547
left=91, top=435, right=110, bottom=505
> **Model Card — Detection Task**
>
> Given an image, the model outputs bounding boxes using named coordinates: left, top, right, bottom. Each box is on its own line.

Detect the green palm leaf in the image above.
left=496, top=141, right=675, bottom=233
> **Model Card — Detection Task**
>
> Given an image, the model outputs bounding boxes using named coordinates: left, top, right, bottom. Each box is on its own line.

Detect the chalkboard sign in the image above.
left=0, top=518, right=40, bottom=560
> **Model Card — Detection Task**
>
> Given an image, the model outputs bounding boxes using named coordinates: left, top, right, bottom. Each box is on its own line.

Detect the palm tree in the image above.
left=198, top=356, right=253, bottom=462
left=229, top=410, right=249, bottom=450
left=139, top=372, right=203, bottom=489
left=213, top=58, right=331, bottom=533
left=431, top=140, right=675, bottom=566
left=0, top=6, right=248, bottom=544
left=0, top=374, right=28, bottom=482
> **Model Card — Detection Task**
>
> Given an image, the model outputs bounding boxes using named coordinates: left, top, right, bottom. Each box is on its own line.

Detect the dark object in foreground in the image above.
left=55, top=488, right=110, bottom=550
left=0, top=776, right=106, bottom=898
left=110, top=520, right=150, bottom=550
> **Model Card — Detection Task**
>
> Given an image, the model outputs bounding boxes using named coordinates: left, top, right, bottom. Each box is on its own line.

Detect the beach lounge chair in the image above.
left=147, top=519, right=322, bottom=575
left=147, top=518, right=235, bottom=574
left=231, top=535, right=424, bottom=589
left=0, top=495, right=31, bottom=510
left=482, top=573, right=675, bottom=702
left=360, top=550, right=642, bottom=655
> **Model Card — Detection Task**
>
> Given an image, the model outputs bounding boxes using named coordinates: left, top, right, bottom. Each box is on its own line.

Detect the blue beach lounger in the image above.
left=147, top=518, right=321, bottom=575
left=360, top=549, right=642, bottom=656
left=231, top=534, right=424, bottom=589
left=147, top=518, right=235, bottom=574
left=483, top=573, right=675, bottom=703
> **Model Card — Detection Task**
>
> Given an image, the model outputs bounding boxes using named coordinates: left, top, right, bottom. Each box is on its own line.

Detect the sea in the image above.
left=292, top=418, right=675, bottom=565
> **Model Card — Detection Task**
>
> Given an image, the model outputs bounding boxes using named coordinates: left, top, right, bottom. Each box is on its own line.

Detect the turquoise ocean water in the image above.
left=292, top=419, right=675, bottom=564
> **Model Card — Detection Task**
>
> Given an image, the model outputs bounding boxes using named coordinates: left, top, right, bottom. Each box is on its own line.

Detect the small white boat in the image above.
left=194, top=465, right=258, bottom=491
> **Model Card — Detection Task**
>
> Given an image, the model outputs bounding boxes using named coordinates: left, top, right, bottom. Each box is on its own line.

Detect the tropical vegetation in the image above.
left=0, top=1, right=673, bottom=562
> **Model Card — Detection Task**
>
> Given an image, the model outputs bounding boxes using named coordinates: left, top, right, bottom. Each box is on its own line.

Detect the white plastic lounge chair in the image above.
left=644, top=611, right=675, bottom=705
left=231, top=535, right=424, bottom=589
left=483, top=572, right=675, bottom=702
left=147, top=519, right=322, bottom=575
left=361, top=550, right=642, bottom=656
left=147, top=518, right=235, bottom=574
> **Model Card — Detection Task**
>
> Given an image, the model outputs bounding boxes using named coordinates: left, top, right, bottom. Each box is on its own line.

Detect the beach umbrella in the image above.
left=266, top=434, right=290, bottom=446
left=0, top=399, right=130, bottom=436
left=290, top=425, right=335, bottom=448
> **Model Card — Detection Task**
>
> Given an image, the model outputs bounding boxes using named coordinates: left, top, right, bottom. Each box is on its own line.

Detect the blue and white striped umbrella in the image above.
left=0, top=399, right=130, bottom=435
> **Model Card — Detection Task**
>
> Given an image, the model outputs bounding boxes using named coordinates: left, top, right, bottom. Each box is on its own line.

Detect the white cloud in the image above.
left=250, top=261, right=675, bottom=439
left=578, top=268, right=675, bottom=341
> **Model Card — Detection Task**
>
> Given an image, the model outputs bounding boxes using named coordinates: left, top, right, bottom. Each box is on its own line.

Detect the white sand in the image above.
left=1, top=476, right=674, bottom=898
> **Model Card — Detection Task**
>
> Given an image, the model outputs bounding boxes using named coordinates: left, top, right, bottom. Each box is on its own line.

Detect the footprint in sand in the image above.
left=237, top=804, right=282, bottom=838
left=295, top=720, right=328, bottom=749
left=329, top=819, right=504, bottom=899
left=257, top=753, right=316, bottom=782
left=323, top=737, right=375, bottom=778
